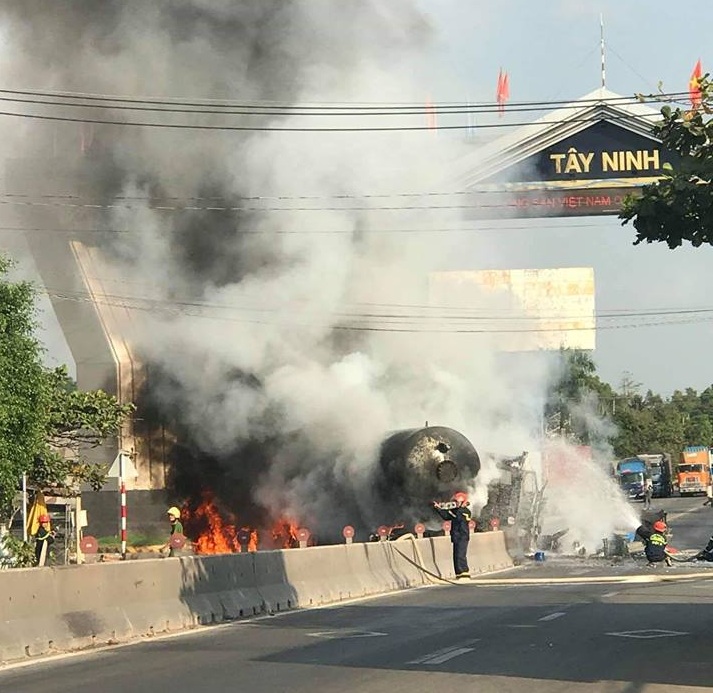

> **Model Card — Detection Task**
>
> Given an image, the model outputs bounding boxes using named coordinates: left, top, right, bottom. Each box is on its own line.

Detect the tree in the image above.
left=0, top=256, right=134, bottom=522
left=29, top=366, right=135, bottom=494
left=544, top=348, right=613, bottom=444
left=0, top=257, right=50, bottom=517
left=620, top=76, right=713, bottom=247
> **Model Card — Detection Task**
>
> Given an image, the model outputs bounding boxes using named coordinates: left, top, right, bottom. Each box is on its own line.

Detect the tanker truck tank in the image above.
left=375, top=426, right=481, bottom=525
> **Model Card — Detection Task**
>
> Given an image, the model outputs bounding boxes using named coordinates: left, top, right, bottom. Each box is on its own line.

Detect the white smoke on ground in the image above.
left=540, top=438, right=640, bottom=554
left=0, top=2, right=612, bottom=538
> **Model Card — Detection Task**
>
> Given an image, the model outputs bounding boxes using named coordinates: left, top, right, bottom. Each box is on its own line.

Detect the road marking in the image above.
left=601, top=591, right=619, bottom=598
left=408, top=639, right=480, bottom=665
left=606, top=629, right=688, bottom=639
left=506, top=624, right=537, bottom=628
left=666, top=504, right=709, bottom=521
left=306, top=630, right=388, bottom=639
left=538, top=611, right=566, bottom=622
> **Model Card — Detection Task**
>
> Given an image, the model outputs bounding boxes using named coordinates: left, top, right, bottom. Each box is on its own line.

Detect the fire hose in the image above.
left=665, top=549, right=701, bottom=563
left=388, top=534, right=463, bottom=586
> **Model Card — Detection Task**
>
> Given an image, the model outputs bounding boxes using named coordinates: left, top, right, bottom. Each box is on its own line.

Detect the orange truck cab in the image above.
left=677, top=446, right=712, bottom=496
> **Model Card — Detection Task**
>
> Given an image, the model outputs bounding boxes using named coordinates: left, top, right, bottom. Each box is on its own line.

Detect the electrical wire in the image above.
left=41, top=288, right=713, bottom=333
left=0, top=221, right=613, bottom=235
left=0, top=91, right=689, bottom=119
left=0, top=86, right=691, bottom=111
left=34, top=284, right=713, bottom=326
left=0, top=107, right=671, bottom=132
left=0, top=185, right=647, bottom=202
left=0, top=194, right=640, bottom=214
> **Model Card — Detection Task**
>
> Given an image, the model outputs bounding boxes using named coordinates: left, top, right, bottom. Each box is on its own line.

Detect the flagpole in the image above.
left=600, top=13, right=606, bottom=89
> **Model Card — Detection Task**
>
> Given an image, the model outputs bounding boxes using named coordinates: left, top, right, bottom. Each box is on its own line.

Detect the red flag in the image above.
left=689, top=59, right=703, bottom=108
left=425, top=96, right=437, bottom=130
left=496, top=68, right=510, bottom=116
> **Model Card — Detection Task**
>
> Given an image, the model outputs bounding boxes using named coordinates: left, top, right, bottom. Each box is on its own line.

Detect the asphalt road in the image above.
left=657, top=493, right=713, bottom=550
left=2, top=499, right=712, bottom=693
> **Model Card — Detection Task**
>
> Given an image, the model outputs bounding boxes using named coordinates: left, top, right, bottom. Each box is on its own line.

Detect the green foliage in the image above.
left=546, top=349, right=713, bottom=460
left=0, top=257, right=51, bottom=516
left=27, top=366, right=135, bottom=494
left=0, top=255, right=135, bottom=520
left=620, top=77, right=713, bottom=247
left=545, top=348, right=614, bottom=445
left=0, top=533, right=35, bottom=568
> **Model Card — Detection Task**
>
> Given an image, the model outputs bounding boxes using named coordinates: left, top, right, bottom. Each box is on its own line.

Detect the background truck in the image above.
left=636, top=453, right=673, bottom=498
left=616, top=457, right=648, bottom=500
left=615, top=454, right=673, bottom=500
left=676, top=446, right=712, bottom=496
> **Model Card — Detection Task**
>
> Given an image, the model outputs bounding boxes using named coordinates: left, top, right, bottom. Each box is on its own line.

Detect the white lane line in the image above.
left=420, top=647, right=475, bottom=665
left=408, top=639, right=480, bottom=665
left=601, top=591, right=619, bottom=598
left=506, top=624, right=537, bottom=628
left=538, top=611, right=566, bottom=622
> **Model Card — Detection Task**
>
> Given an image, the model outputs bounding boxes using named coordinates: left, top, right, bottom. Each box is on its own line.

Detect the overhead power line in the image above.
left=0, top=86, right=691, bottom=112
left=0, top=221, right=613, bottom=235
left=41, top=288, right=713, bottom=334
left=36, top=284, right=713, bottom=325
left=0, top=187, right=641, bottom=203
left=0, top=192, right=640, bottom=214
left=0, top=106, right=670, bottom=132
left=0, top=91, right=691, bottom=118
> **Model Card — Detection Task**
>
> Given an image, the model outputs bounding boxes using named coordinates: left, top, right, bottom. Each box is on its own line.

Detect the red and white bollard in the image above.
left=119, top=478, right=127, bottom=559
left=342, top=525, right=355, bottom=544
left=297, top=527, right=311, bottom=548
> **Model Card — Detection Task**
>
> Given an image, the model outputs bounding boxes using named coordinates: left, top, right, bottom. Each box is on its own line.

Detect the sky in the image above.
left=4, top=0, right=713, bottom=401
left=411, top=0, right=713, bottom=396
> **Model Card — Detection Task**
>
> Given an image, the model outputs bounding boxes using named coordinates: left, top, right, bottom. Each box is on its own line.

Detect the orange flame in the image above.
left=187, top=492, right=260, bottom=554
left=271, top=518, right=300, bottom=549
left=183, top=493, right=307, bottom=553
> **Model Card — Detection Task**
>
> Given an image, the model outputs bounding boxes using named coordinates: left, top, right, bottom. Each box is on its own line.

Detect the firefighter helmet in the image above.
left=652, top=520, right=667, bottom=532
left=38, top=513, right=50, bottom=523
left=452, top=491, right=468, bottom=505
left=166, top=506, right=181, bottom=519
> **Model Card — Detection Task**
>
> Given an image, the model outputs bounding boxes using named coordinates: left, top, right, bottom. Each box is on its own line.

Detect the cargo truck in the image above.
left=616, top=457, right=648, bottom=501
left=676, top=446, right=712, bottom=496
left=636, top=453, right=673, bottom=498
left=615, top=453, right=673, bottom=500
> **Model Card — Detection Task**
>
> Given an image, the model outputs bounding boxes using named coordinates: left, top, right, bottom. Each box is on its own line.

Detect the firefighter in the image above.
left=34, top=513, right=55, bottom=567
left=636, top=519, right=672, bottom=567
left=432, top=493, right=472, bottom=578
left=161, top=506, right=184, bottom=557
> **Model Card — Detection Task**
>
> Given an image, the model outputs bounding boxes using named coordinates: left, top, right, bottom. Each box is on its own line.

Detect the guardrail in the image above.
left=0, top=531, right=513, bottom=665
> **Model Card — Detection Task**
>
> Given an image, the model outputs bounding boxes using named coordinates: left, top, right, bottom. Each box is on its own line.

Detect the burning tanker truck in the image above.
left=176, top=423, right=543, bottom=552
left=372, top=425, right=481, bottom=531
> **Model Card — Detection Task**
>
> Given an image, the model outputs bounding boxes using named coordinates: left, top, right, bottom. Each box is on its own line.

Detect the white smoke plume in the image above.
left=0, top=2, right=625, bottom=542
left=539, top=438, right=640, bottom=554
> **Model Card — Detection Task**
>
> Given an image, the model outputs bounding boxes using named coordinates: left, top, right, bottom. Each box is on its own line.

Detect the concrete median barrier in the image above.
left=0, top=531, right=514, bottom=665
left=468, top=531, right=513, bottom=574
